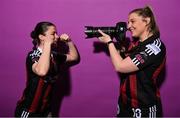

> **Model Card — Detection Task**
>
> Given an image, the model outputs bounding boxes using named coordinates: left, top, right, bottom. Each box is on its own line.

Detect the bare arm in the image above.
left=66, top=41, right=79, bottom=62
left=107, top=42, right=138, bottom=73
left=98, top=30, right=138, bottom=73
left=32, top=42, right=51, bottom=76
left=60, top=34, right=80, bottom=62
left=32, top=32, right=54, bottom=76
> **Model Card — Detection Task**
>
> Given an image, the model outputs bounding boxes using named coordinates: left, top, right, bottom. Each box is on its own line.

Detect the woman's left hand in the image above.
left=60, top=33, right=71, bottom=42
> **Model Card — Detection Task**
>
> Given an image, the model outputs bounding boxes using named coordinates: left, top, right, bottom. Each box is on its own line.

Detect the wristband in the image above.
left=107, top=40, right=114, bottom=45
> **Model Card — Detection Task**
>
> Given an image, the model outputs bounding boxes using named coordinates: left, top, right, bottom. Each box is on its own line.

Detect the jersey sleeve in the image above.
left=26, top=51, right=41, bottom=71
left=129, top=39, right=165, bottom=70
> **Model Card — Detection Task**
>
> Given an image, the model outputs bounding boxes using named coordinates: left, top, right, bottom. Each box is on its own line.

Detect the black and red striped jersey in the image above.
left=16, top=47, right=67, bottom=114
left=117, top=35, right=166, bottom=117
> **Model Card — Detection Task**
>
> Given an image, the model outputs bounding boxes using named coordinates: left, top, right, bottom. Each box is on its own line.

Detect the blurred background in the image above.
left=0, top=0, right=180, bottom=117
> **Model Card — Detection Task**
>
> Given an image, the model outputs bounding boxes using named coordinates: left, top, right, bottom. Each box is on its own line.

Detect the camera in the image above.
left=84, top=22, right=127, bottom=42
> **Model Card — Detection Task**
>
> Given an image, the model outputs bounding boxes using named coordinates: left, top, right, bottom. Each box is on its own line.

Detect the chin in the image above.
left=132, top=33, right=139, bottom=38
left=132, top=34, right=139, bottom=40
left=132, top=34, right=136, bottom=37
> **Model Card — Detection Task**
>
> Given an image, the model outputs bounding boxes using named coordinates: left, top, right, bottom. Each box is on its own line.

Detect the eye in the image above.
left=51, top=32, right=56, bottom=35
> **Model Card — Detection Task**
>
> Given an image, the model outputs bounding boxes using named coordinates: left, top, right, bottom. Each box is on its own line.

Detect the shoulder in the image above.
left=28, top=49, right=41, bottom=58
left=144, top=38, right=166, bottom=56
left=26, top=49, right=41, bottom=61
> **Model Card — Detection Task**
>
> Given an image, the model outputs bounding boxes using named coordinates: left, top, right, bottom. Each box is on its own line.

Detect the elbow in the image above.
left=67, top=54, right=81, bottom=66
left=114, top=68, right=126, bottom=73
left=34, top=69, right=48, bottom=77
left=114, top=66, right=135, bottom=74
left=74, top=55, right=81, bottom=64
left=72, top=55, right=78, bottom=62
left=71, top=54, right=81, bottom=64
left=38, top=71, right=47, bottom=77
left=114, top=66, right=121, bottom=73
left=114, top=65, right=127, bottom=73
left=113, top=63, right=121, bottom=72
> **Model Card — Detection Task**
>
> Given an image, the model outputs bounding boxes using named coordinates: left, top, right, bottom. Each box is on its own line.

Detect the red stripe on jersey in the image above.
left=17, top=68, right=30, bottom=106
left=152, top=58, right=166, bottom=80
left=128, top=41, right=139, bottom=51
left=152, top=58, right=166, bottom=97
left=40, top=85, right=52, bottom=112
left=120, top=79, right=128, bottom=104
left=129, top=74, right=138, bottom=107
left=29, top=79, right=44, bottom=112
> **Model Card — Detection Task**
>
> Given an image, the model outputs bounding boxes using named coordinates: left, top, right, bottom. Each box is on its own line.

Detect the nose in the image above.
left=127, top=23, right=130, bottom=30
left=127, top=23, right=132, bottom=31
left=55, top=34, right=59, bottom=39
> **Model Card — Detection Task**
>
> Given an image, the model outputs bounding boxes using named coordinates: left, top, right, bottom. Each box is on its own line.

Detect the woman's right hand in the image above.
left=44, top=36, right=54, bottom=45
left=59, top=33, right=71, bottom=42
left=98, top=29, right=112, bottom=43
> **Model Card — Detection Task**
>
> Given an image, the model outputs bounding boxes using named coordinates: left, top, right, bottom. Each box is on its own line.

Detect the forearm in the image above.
left=33, top=43, right=51, bottom=76
left=108, top=43, right=124, bottom=71
left=66, top=41, right=79, bottom=62
left=97, top=29, right=138, bottom=73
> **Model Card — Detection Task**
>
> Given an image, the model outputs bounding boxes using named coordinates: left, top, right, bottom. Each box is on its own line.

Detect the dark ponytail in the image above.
left=31, top=30, right=38, bottom=50
left=30, top=21, right=55, bottom=49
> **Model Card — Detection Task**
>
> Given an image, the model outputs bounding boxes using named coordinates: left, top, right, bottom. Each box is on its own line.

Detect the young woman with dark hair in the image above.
left=15, top=21, right=80, bottom=117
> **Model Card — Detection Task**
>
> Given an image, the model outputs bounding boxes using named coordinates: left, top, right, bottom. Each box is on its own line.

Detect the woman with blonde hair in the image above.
left=98, top=6, right=166, bottom=117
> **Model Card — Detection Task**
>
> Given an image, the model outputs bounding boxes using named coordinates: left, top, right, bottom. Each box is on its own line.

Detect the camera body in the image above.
left=85, top=22, right=127, bottom=42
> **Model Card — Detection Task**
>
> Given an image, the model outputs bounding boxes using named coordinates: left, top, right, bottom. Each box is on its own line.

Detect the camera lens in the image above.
left=84, top=22, right=127, bottom=42
left=85, top=26, right=115, bottom=38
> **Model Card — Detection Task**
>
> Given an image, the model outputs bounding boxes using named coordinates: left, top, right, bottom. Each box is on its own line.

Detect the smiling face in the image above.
left=128, top=13, right=149, bottom=40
